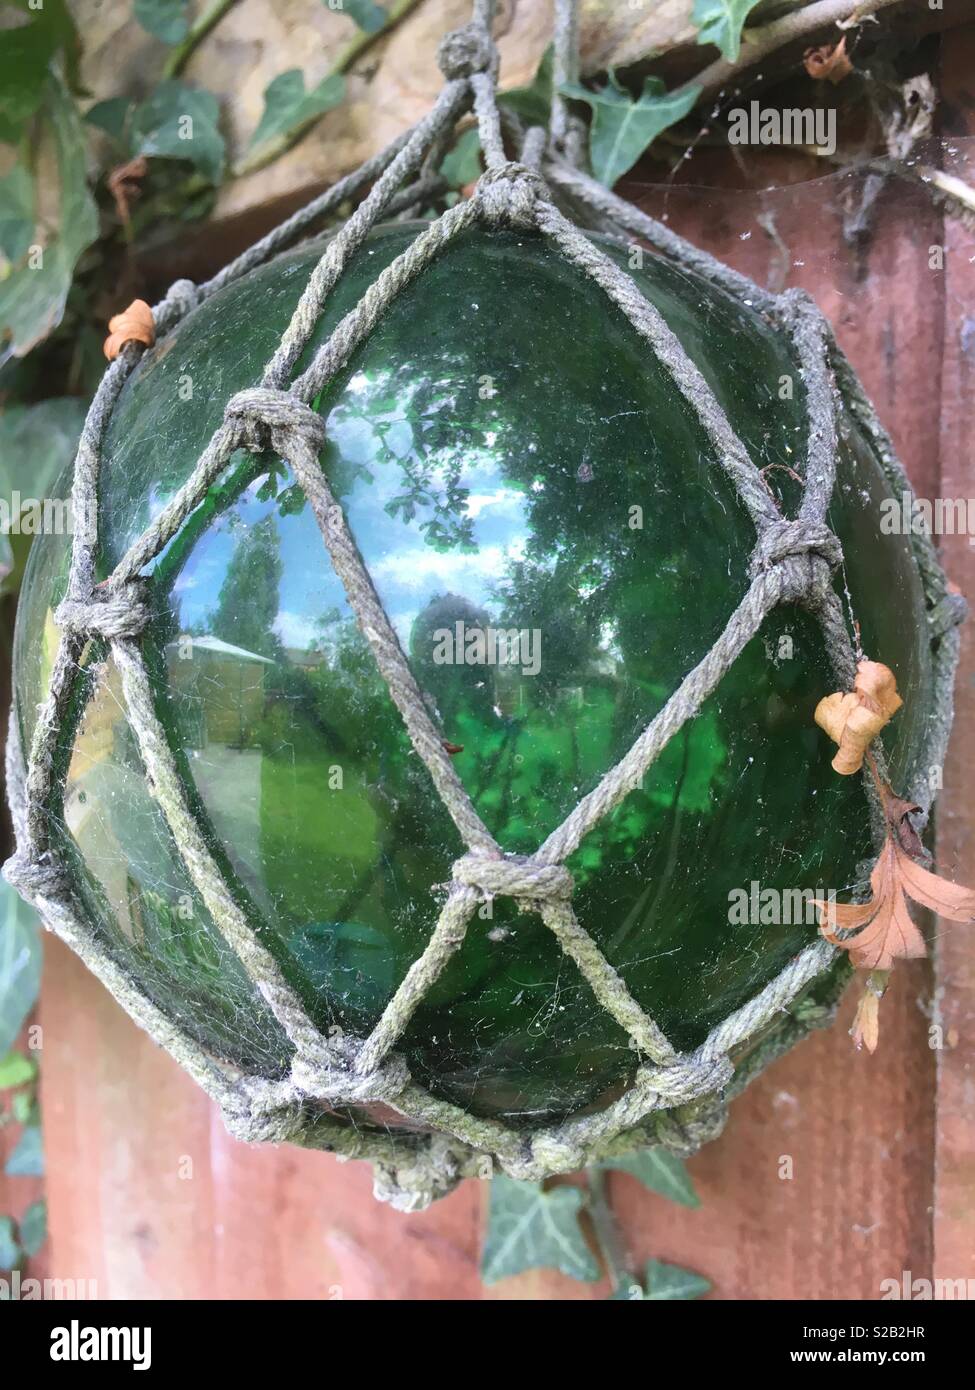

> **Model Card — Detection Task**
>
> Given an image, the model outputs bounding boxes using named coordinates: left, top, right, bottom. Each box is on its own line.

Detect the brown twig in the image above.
left=162, top=0, right=242, bottom=81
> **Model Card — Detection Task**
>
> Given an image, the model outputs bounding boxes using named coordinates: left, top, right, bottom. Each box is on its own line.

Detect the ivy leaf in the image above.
left=248, top=71, right=346, bottom=153
left=0, top=16, right=59, bottom=132
left=18, top=1200, right=47, bottom=1257
left=134, top=0, right=191, bottom=45
left=5, top=1124, right=43, bottom=1177
left=130, top=80, right=225, bottom=182
left=599, top=1149, right=700, bottom=1208
left=561, top=73, right=700, bottom=188
left=439, top=126, right=482, bottom=190
left=499, top=46, right=553, bottom=129
left=0, top=880, right=43, bottom=1058
left=692, top=0, right=763, bottom=63
left=0, top=166, right=35, bottom=264
left=0, top=1051, right=36, bottom=1090
left=0, top=0, right=81, bottom=137
left=611, top=1259, right=711, bottom=1300
left=0, top=75, right=99, bottom=357
left=85, top=96, right=134, bottom=147
left=0, top=1216, right=20, bottom=1272
left=330, top=0, right=388, bottom=33
left=481, top=1176, right=600, bottom=1284
left=0, top=397, right=87, bottom=502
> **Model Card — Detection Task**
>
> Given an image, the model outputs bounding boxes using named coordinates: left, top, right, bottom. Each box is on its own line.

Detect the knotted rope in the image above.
left=1, top=0, right=963, bottom=1213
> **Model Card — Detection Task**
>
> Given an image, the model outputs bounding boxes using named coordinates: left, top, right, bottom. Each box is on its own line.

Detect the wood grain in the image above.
left=932, top=32, right=975, bottom=1295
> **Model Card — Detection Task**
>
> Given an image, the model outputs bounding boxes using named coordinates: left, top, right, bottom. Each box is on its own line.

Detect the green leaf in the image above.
left=481, top=1176, right=600, bottom=1284
left=11, top=1091, right=36, bottom=1126
left=0, top=75, right=99, bottom=357
left=134, top=0, right=191, bottom=45
left=439, top=127, right=482, bottom=190
left=499, top=46, right=553, bottom=129
left=0, top=879, right=42, bottom=1058
left=5, top=1124, right=43, bottom=1177
left=0, top=1, right=83, bottom=139
left=85, top=96, right=134, bottom=146
left=599, top=1149, right=700, bottom=1208
left=692, top=0, right=763, bottom=63
left=0, top=166, right=35, bottom=264
left=329, top=0, right=388, bottom=33
left=0, top=532, right=13, bottom=594
left=130, top=80, right=225, bottom=182
left=18, top=1200, right=47, bottom=1257
left=0, top=1051, right=36, bottom=1090
left=0, top=1216, right=20, bottom=1271
left=647, top=1258, right=711, bottom=1300
left=561, top=73, right=700, bottom=188
left=610, top=1260, right=711, bottom=1301
left=248, top=70, right=345, bottom=153
left=0, top=3, right=67, bottom=134
left=0, top=396, right=87, bottom=502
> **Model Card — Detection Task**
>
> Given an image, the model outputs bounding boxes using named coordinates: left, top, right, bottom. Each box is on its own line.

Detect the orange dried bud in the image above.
left=104, top=299, right=155, bottom=360
left=815, top=659, right=902, bottom=775
left=803, top=37, right=853, bottom=85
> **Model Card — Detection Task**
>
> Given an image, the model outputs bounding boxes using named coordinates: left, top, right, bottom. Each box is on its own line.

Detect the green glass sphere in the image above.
left=15, top=223, right=932, bottom=1125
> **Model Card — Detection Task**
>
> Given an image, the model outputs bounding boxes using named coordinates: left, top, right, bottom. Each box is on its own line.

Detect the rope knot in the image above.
left=224, top=387, right=327, bottom=460
left=750, top=518, right=842, bottom=600
left=55, top=580, right=151, bottom=642
left=635, top=1051, right=734, bottom=1107
left=475, top=162, right=544, bottom=229
left=928, top=588, right=968, bottom=640
left=220, top=1085, right=307, bottom=1145
left=436, top=22, right=496, bottom=80
left=653, top=1091, right=730, bottom=1158
left=453, top=851, right=573, bottom=905
left=290, top=1033, right=411, bottom=1107
left=3, top=850, right=68, bottom=901
left=373, top=1137, right=483, bottom=1212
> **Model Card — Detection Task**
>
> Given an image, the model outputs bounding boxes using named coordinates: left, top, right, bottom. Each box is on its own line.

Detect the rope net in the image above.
left=3, top=0, right=964, bottom=1211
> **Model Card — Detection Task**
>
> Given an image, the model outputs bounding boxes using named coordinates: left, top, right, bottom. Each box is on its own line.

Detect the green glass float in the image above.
left=15, top=221, right=935, bottom=1137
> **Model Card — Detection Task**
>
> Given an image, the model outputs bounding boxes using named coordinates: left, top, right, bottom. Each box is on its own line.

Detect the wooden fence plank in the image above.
left=932, top=35, right=975, bottom=1295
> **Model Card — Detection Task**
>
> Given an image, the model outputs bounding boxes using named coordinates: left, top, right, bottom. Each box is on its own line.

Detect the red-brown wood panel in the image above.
left=933, top=31, right=975, bottom=1294
left=29, top=33, right=974, bottom=1301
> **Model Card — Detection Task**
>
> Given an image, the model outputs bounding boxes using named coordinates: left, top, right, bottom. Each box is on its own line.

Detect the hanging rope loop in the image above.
left=224, top=387, right=328, bottom=459
left=437, top=21, right=496, bottom=81
left=55, top=579, right=151, bottom=641
left=476, top=161, right=545, bottom=227
left=453, top=850, right=574, bottom=904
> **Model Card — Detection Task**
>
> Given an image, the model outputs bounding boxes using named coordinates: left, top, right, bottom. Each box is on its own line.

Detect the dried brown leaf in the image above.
left=850, top=971, right=888, bottom=1053
left=815, top=810, right=975, bottom=972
